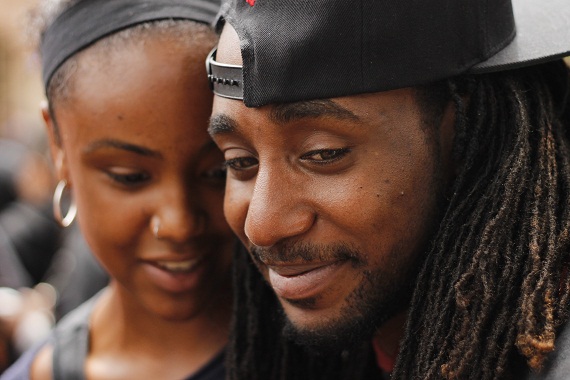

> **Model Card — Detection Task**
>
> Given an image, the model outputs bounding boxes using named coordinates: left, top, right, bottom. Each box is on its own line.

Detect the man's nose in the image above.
left=244, top=166, right=315, bottom=248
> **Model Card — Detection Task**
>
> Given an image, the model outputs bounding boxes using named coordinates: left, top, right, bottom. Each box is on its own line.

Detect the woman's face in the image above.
left=45, top=35, right=234, bottom=321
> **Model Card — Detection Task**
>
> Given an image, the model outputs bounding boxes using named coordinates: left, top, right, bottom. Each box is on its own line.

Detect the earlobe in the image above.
left=41, top=101, right=56, bottom=143
left=41, top=101, right=69, bottom=183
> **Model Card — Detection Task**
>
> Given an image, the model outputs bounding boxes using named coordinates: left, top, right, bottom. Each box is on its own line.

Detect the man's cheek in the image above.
left=223, top=186, right=249, bottom=239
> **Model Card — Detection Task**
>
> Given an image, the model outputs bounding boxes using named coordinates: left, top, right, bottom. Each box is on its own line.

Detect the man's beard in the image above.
left=251, top=241, right=422, bottom=356
left=287, top=252, right=418, bottom=355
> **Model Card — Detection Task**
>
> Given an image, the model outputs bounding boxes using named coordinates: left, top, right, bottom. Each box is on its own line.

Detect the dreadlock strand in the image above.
left=394, top=61, right=570, bottom=380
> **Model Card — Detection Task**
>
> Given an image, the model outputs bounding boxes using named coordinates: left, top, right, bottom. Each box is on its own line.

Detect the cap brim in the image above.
left=472, top=0, right=570, bottom=73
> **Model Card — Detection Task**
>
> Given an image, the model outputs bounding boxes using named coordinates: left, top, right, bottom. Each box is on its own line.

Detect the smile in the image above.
left=267, top=261, right=345, bottom=301
left=153, top=259, right=200, bottom=273
left=142, top=257, right=206, bottom=294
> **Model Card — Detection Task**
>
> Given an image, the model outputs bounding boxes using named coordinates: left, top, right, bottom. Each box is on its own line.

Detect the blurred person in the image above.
left=0, top=140, right=29, bottom=212
left=0, top=138, right=61, bottom=371
left=0, top=137, right=107, bottom=370
left=1, top=0, right=234, bottom=379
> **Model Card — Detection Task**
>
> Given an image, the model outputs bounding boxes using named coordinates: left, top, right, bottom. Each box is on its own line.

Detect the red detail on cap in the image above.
left=245, top=0, right=255, bottom=6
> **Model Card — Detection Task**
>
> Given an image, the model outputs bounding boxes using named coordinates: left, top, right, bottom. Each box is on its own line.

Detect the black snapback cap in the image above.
left=207, top=0, right=570, bottom=107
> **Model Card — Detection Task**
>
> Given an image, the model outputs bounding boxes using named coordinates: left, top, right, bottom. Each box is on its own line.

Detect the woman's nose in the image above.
left=151, top=185, right=206, bottom=243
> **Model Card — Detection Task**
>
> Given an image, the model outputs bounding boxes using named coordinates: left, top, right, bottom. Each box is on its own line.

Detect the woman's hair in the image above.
left=29, top=0, right=216, bottom=112
left=226, top=60, right=570, bottom=380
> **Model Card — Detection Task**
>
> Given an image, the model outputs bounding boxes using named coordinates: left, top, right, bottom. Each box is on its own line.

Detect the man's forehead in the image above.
left=216, top=23, right=243, bottom=67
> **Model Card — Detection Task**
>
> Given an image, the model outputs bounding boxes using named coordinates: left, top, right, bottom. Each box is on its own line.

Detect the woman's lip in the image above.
left=142, top=254, right=201, bottom=265
left=141, top=257, right=205, bottom=293
left=267, top=261, right=345, bottom=301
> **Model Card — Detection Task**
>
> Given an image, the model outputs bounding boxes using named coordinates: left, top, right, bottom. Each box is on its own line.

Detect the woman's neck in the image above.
left=86, top=281, right=231, bottom=379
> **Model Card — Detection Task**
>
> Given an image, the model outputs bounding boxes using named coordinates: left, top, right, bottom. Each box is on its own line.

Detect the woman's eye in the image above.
left=107, top=170, right=150, bottom=186
left=225, top=157, right=259, bottom=171
left=202, top=164, right=227, bottom=181
left=301, top=148, right=350, bottom=163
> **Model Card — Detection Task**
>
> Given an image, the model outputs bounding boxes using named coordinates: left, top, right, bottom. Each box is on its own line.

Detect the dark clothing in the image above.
left=0, top=202, right=61, bottom=287
left=0, top=294, right=225, bottom=380
left=0, top=226, right=32, bottom=289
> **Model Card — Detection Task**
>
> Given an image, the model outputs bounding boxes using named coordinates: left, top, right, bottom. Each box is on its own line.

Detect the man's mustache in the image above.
left=249, top=242, right=363, bottom=266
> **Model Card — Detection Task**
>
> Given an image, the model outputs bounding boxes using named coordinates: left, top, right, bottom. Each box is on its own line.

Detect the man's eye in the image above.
left=107, top=171, right=150, bottom=186
left=225, top=157, right=259, bottom=171
left=301, top=148, right=350, bottom=163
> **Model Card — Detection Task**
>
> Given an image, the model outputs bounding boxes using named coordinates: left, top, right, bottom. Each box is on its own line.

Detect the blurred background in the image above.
left=0, top=1, right=108, bottom=374
left=0, top=0, right=44, bottom=146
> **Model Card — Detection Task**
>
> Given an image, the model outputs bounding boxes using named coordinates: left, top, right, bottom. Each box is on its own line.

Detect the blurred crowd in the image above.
left=0, top=137, right=108, bottom=373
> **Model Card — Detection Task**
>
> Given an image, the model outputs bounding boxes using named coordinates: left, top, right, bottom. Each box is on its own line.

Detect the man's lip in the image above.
left=265, top=262, right=337, bottom=277
left=266, top=261, right=345, bottom=301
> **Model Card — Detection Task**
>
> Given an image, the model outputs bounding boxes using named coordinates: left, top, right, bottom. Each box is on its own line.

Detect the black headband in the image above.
left=41, top=0, right=220, bottom=91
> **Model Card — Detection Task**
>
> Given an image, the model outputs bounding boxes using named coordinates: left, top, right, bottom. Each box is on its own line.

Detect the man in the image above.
left=207, top=0, right=570, bottom=378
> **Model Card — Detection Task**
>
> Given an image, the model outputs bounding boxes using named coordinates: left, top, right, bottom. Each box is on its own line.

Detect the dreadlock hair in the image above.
left=226, top=60, right=570, bottom=380
left=394, top=60, right=570, bottom=379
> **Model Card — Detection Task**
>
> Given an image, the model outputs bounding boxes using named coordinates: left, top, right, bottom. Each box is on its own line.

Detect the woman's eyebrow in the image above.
left=83, top=138, right=161, bottom=158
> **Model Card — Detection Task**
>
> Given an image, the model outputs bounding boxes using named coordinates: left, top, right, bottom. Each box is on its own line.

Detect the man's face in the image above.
left=210, top=24, right=454, bottom=346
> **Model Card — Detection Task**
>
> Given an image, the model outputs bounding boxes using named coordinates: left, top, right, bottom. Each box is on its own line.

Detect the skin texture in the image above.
left=32, top=32, right=234, bottom=380
left=209, top=24, right=455, bottom=353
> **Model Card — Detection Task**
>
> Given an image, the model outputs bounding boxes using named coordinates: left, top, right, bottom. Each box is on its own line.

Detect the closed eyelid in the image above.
left=301, top=148, right=351, bottom=160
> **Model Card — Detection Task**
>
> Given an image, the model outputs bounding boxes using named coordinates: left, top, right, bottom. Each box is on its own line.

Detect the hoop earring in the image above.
left=52, top=180, right=77, bottom=227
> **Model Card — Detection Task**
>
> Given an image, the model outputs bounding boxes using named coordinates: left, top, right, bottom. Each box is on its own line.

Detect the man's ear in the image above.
left=41, top=101, right=69, bottom=184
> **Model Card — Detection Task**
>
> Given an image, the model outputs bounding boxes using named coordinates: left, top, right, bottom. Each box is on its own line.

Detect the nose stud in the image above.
left=152, top=217, right=161, bottom=239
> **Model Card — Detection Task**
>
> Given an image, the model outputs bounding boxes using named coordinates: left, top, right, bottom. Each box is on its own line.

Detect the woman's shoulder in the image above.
left=29, top=345, right=54, bottom=380
left=0, top=293, right=102, bottom=380
left=0, top=339, right=52, bottom=380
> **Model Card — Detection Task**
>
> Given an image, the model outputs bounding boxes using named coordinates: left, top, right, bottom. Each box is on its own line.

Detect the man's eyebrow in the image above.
left=208, top=114, right=238, bottom=137
left=270, top=99, right=360, bottom=124
left=83, top=139, right=161, bottom=157
left=207, top=100, right=359, bottom=137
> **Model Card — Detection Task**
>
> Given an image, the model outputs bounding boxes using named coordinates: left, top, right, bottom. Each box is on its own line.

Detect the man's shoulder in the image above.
left=524, top=322, right=570, bottom=380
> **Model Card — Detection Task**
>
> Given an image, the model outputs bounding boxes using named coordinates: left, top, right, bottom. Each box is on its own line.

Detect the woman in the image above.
left=1, top=0, right=234, bottom=379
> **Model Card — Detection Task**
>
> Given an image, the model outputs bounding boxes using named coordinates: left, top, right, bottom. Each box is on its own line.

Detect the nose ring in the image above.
left=152, top=217, right=161, bottom=239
